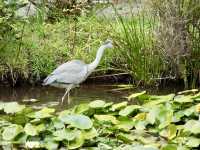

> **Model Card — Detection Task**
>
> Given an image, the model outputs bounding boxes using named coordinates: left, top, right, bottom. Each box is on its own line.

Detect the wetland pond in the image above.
left=0, top=84, right=183, bottom=110
left=2, top=84, right=200, bottom=150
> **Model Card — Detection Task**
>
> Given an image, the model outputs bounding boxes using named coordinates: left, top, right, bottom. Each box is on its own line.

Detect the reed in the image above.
left=110, top=1, right=166, bottom=85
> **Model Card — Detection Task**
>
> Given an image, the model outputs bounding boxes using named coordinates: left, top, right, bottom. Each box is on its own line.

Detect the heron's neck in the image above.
left=88, top=45, right=107, bottom=72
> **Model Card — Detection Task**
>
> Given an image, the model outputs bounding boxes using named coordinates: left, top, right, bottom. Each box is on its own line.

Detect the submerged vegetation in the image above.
left=1, top=90, right=200, bottom=149
left=0, top=0, right=200, bottom=87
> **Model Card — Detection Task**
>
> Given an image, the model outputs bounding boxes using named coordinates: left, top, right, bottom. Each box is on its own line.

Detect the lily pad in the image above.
left=73, top=103, right=89, bottom=114
left=117, top=133, right=136, bottom=143
left=178, top=89, right=198, bottom=95
left=159, top=124, right=177, bottom=140
left=185, top=137, right=200, bottom=147
left=22, top=99, right=40, bottom=103
left=59, top=114, right=93, bottom=129
left=94, top=114, right=119, bottom=124
left=53, top=129, right=77, bottom=141
left=127, top=91, right=146, bottom=101
left=3, top=102, right=25, bottom=114
left=27, top=107, right=55, bottom=119
left=44, top=141, right=59, bottom=150
left=89, top=100, right=106, bottom=109
left=119, top=105, right=142, bottom=116
left=111, top=101, right=128, bottom=111
left=143, top=94, right=175, bottom=107
left=2, top=124, right=23, bottom=140
left=184, top=120, right=200, bottom=134
left=161, top=144, right=177, bottom=150
left=67, top=130, right=84, bottom=149
left=24, top=123, right=38, bottom=136
left=25, top=141, right=41, bottom=149
left=82, top=127, right=98, bottom=140
left=174, top=95, right=194, bottom=103
left=116, top=117, right=135, bottom=131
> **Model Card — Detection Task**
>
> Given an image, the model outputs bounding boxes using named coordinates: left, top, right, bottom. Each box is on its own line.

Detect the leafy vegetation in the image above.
left=0, top=0, right=200, bottom=87
left=1, top=90, right=200, bottom=149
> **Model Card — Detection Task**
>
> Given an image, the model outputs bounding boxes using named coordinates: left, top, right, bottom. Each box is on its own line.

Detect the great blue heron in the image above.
left=43, top=39, right=113, bottom=103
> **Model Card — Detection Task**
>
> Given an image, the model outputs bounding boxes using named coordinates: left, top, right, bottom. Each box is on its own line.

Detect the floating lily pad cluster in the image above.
left=0, top=89, right=200, bottom=149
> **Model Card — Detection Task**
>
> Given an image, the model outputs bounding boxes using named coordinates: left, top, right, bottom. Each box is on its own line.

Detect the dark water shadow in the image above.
left=0, top=84, right=184, bottom=110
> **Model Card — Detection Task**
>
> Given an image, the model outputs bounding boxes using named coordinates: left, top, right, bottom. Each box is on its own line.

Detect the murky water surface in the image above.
left=0, top=84, right=183, bottom=110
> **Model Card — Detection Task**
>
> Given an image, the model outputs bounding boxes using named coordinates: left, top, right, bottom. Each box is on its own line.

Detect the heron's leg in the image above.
left=61, top=84, right=73, bottom=103
left=67, top=92, right=71, bottom=104
left=61, top=89, right=68, bottom=103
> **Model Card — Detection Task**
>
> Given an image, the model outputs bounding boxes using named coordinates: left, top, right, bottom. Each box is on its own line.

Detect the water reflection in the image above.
left=0, top=83, right=184, bottom=110
left=0, top=84, right=128, bottom=109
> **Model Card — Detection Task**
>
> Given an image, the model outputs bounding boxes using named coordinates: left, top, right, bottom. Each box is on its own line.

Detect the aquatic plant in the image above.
left=151, top=0, right=200, bottom=87
left=0, top=89, right=200, bottom=149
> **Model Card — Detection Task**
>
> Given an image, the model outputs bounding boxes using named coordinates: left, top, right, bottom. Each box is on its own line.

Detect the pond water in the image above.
left=0, top=84, right=130, bottom=110
left=0, top=84, right=183, bottom=110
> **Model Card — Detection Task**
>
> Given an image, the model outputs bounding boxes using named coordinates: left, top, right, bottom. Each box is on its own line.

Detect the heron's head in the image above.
left=103, top=39, right=113, bottom=48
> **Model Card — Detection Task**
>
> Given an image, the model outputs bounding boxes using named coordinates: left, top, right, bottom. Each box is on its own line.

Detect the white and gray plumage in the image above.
left=43, top=39, right=113, bottom=103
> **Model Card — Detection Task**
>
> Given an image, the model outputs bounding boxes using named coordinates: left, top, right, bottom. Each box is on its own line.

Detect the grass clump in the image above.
left=0, top=13, right=113, bottom=84
left=0, top=0, right=200, bottom=87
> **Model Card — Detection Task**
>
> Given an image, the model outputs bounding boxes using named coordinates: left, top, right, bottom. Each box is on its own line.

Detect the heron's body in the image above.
left=43, top=40, right=113, bottom=102
left=43, top=60, right=88, bottom=87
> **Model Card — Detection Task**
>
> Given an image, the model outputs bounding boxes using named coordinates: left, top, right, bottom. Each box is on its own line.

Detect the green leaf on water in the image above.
left=73, top=103, right=89, bottom=114
left=116, top=117, right=135, bottom=131
left=159, top=124, right=177, bottom=140
left=22, top=98, right=40, bottom=103
left=82, top=127, right=98, bottom=140
left=0, top=102, right=4, bottom=110
left=129, top=145, right=159, bottom=150
left=53, top=129, right=77, bottom=141
left=25, top=141, right=41, bottom=149
left=36, top=123, right=46, bottom=133
left=146, top=107, right=160, bottom=125
left=2, top=124, right=23, bottom=140
left=104, top=102, right=113, bottom=108
left=174, top=95, right=194, bottom=103
left=157, top=105, right=173, bottom=129
left=161, top=144, right=177, bottom=150
left=119, top=105, right=142, bottom=116
left=178, top=89, right=198, bottom=95
left=184, top=120, right=200, bottom=134
left=44, top=141, right=59, bottom=150
left=67, top=130, right=84, bottom=150
left=89, top=100, right=106, bottom=109
left=127, top=91, right=146, bottom=101
left=117, top=133, right=136, bottom=143
left=94, top=114, right=119, bottom=124
left=134, top=120, right=147, bottom=130
left=24, top=123, right=38, bottom=136
left=15, top=133, right=28, bottom=143
left=52, top=118, right=65, bottom=129
left=59, top=114, right=93, bottom=129
left=183, top=106, right=196, bottom=116
left=143, top=94, right=175, bottom=107
left=111, top=101, right=128, bottom=111
left=27, top=107, right=55, bottom=119
left=185, top=136, right=200, bottom=147
left=3, top=102, right=25, bottom=114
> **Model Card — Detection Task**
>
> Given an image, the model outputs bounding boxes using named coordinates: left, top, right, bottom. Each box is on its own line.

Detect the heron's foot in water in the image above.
left=61, top=96, right=65, bottom=104
left=61, top=93, right=71, bottom=104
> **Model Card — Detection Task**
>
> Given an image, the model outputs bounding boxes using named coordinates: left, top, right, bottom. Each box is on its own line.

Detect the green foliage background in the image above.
left=0, top=0, right=200, bottom=87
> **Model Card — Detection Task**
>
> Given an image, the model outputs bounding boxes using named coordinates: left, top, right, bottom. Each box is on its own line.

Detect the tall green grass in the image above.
left=109, top=3, right=166, bottom=85
left=0, top=13, right=113, bottom=84
left=151, top=0, right=200, bottom=88
left=1, top=0, right=199, bottom=87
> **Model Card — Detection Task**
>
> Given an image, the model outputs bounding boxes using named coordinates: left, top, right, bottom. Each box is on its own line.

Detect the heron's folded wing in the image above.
left=51, top=60, right=86, bottom=75
left=43, top=60, right=88, bottom=85
left=55, top=67, right=88, bottom=84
